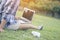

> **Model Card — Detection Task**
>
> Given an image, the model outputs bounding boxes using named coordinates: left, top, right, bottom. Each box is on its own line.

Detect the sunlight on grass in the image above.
left=0, top=11, right=60, bottom=40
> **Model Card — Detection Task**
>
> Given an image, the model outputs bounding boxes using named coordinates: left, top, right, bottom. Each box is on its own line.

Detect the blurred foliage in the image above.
left=20, top=0, right=60, bottom=11
left=19, top=0, right=60, bottom=18
left=52, top=5, right=60, bottom=13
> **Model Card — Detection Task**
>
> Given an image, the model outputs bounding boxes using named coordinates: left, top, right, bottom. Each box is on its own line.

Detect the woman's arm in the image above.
left=0, top=19, right=6, bottom=32
left=0, top=19, right=6, bottom=29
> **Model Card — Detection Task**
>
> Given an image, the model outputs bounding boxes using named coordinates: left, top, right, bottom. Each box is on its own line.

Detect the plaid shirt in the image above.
left=0, top=0, right=7, bottom=23
left=0, top=0, right=20, bottom=26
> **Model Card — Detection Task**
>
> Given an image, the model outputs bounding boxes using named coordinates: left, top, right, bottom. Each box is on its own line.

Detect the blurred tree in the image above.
left=19, top=0, right=60, bottom=18
left=52, top=5, right=60, bottom=18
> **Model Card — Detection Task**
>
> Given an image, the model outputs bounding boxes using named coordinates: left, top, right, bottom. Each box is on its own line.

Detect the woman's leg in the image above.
left=19, top=23, right=43, bottom=30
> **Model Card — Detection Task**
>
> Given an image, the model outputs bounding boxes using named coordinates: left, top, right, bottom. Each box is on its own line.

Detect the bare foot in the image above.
left=0, top=28, right=4, bottom=32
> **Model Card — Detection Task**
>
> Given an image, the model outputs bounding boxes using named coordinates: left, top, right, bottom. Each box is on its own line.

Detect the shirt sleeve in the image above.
left=11, top=0, right=20, bottom=16
left=1, top=0, right=20, bottom=22
left=4, top=0, right=12, bottom=7
left=0, top=0, right=6, bottom=13
left=1, top=0, right=12, bottom=20
left=1, top=0, right=15, bottom=21
left=3, top=0, right=16, bottom=14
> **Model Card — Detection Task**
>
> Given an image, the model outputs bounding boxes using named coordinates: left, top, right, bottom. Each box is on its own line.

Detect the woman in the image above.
left=0, top=0, right=43, bottom=32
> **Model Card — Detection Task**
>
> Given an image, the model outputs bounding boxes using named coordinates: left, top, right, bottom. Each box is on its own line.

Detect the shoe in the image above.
left=38, top=25, right=43, bottom=30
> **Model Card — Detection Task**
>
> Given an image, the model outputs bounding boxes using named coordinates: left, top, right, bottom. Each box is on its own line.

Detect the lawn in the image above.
left=0, top=11, right=60, bottom=40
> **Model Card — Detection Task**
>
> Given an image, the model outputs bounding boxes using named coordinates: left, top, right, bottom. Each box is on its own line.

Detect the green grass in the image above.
left=0, top=11, right=60, bottom=40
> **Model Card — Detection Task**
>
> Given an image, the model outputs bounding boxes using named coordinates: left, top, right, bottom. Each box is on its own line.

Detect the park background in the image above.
left=19, top=0, right=60, bottom=18
left=0, top=0, right=60, bottom=40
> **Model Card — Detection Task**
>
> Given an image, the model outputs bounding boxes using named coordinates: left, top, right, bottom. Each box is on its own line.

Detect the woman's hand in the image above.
left=0, top=28, right=4, bottom=32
